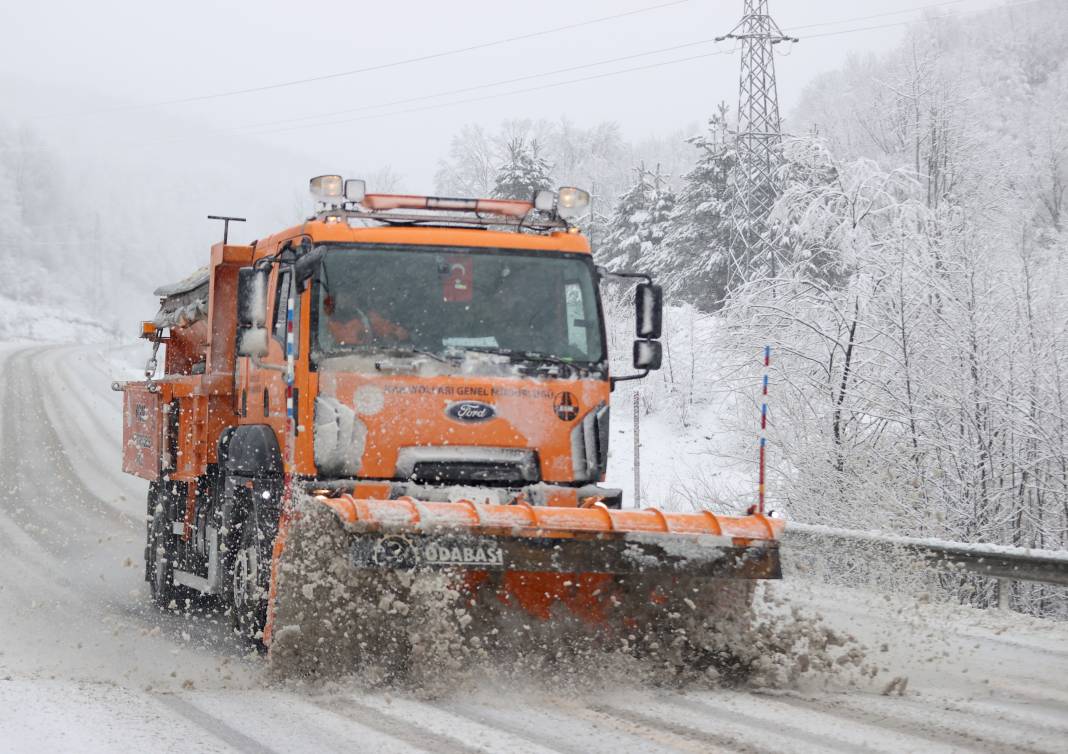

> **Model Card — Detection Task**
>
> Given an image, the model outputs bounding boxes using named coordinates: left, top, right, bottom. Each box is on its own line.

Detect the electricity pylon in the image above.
left=717, top=0, right=797, bottom=285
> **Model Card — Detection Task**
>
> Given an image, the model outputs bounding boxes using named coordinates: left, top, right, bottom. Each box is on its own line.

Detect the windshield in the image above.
left=312, top=244, right=605, bottom=365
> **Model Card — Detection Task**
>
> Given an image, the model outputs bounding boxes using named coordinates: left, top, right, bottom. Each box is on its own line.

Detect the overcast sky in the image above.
left=2, top=0, right=1007, bottom=189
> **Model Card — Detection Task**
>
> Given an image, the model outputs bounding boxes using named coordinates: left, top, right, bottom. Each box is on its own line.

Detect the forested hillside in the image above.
left=749, top=1, right=1068, bottom=527
left=717, top=1, right=1068, bottom=614
left=433, top=1, right=1068, bottom=614
left=0, top=92, right=335, bottom=340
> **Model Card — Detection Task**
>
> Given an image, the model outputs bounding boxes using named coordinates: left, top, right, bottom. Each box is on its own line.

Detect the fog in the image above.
left=0, top=0, right=1007, bottom=327
left=4, top=0, right=1009, bottom=185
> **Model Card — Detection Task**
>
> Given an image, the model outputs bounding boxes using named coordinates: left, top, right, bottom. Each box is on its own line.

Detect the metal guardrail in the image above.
left=784, top=522, right=1068, bottom=588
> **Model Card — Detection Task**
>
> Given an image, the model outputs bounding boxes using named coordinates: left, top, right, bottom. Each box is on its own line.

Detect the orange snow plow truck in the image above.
left=116, top=176, right=783, bottom=674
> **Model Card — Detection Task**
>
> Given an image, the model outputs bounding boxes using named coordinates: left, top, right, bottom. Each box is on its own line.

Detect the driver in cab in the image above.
left=323, top=291, right=410, bottom=347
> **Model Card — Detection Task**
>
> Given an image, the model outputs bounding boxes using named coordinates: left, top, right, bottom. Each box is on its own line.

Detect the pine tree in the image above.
left=656, top=106, right=737, bottom=310
left=599, top=165, right=676, bottom=271
left=599, top=167, right=651, bottom=271
left=492, top=138, right=553, bottom=200
left=646, top=168, right=676, bottom=253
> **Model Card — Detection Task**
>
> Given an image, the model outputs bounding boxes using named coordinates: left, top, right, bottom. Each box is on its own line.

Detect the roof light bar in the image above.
left=306, top=176, right=592, bottom=230
left=362, top=194, right=534, bottom=219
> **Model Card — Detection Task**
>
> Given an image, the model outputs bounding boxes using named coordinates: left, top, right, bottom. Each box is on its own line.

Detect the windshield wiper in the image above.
left=383, top=346, right=455, bottom=364
left=457, top=346, right=580, bottom=370
left=317, top=346, right=452, bottom=364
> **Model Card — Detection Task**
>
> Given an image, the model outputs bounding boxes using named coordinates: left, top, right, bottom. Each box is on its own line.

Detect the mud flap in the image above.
left=122, top=384, right=162, bottom=480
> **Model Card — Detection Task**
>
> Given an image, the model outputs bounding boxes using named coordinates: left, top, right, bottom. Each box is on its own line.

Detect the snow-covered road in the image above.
left=1, top=343, right=1066, bottom=753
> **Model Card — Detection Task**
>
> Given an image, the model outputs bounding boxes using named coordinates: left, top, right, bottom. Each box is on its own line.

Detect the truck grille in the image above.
left=410, top=461, right=527, bottom=485
left=395, top=447, right=540, bottom=486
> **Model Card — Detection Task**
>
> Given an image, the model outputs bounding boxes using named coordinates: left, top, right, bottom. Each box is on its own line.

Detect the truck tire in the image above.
left=148, top=506, right=180, bottom=609
left=232, top=508, right=268, bottom=645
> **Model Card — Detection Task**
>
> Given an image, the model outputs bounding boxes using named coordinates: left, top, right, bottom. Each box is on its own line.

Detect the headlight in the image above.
left=309, top=175, right=343, bottom=200
left=533, top=189, right=556, bottom=212
left=344, top=179, right=366, bottom=202
left=556, top=187, right=590, bottom=219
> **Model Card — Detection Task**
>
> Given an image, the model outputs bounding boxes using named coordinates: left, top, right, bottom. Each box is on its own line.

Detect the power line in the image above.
left=158, top=0, right=1034, bottom=142
left=221, top=51, right=735, bottom=139
left=782, top=0, right=971, bottom=31
left=31, top=0, right=980, bottom=124
left=225, top=38, right=725, bottom=134
left=121, top=48, right=734, bottom=151
left=7, top=0, right=1047, bottom=154
left=799, top=0, right=1043, bottom=40
left=33, top=0, right=690, bottom=119
left=805, top=19, right=945, bottom=39
left=191, top=0, right=1005, bottom=142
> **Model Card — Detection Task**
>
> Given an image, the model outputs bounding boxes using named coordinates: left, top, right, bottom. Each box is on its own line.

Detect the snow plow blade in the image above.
left=321, top=496, right=782, bottom=578
left=264, top=495, right=783, bottom=677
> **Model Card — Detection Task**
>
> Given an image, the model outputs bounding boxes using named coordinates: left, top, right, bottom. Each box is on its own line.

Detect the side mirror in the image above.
left=294, top=247, right=323, bottom=292
left=237, top=267, right=268, bottom=328
left=237, top=326, right=269, bottom=359
left=633, top=340, right=662, bottom=371
left=635, top=282, right=663, bottom=339
left=236, top=267, right=269, bottom=359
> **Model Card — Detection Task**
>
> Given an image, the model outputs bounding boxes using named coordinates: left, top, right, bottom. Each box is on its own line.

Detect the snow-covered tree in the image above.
left=770, top=138, right=862, bottom=288
left=491, top=138, right=553, bottom=200
left=434, top=124, right=500, bottom=197
left=655, top=106, right=736, bottom=310
left=718, top=134, right=1068, bottom=616
left=435, top=119, right=638, bottom=205
left=598, top=164, right=675, bottom=272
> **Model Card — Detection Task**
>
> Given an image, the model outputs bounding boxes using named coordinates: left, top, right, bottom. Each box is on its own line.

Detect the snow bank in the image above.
left=0, top=296, right=118, bottom=343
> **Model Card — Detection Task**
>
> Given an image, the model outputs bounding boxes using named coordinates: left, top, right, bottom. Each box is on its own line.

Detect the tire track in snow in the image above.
left=0, top=347, right=92, bottom=556
left=30, top=345, right=145, bottom=523
left=0, top=347, right=144, bottom=612
left=687, top=690, right=963, bottom=754
left=937, top=693, right=1068, bottom=736
left=667, top=693, right=880, bottom=754
left=926, top=694, right=1068, bottom=747
left=190, top=691, right=423, bottom=754
left=152, top=693, right=282, bottom=754
left=0, top=348, right=98, bottom=605
left=844, top=692, right=1066, bottom=753
left=0, top=345, right=244, bottom=665
left=2, top=346, right=138, bottom=539
left=337, top=692, right=593, bottom=754
left=559, top=701, right=748, bottom=754
left=985, top=678, right=1068, bottom=711
left=310, top=697, right=489, bottom=754
left=430, top=700, right=594, bottom=754
left=760, top=691, right=1057, bottom=754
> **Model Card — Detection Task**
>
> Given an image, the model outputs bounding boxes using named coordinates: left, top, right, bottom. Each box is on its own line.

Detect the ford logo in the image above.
left=446, top=401, right=496, bottom=423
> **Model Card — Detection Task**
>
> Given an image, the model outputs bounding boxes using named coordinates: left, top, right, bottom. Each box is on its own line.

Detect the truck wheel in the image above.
left=148, top=508, right=179, bottom=609
left=232, top=510, right=267, bottom=644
